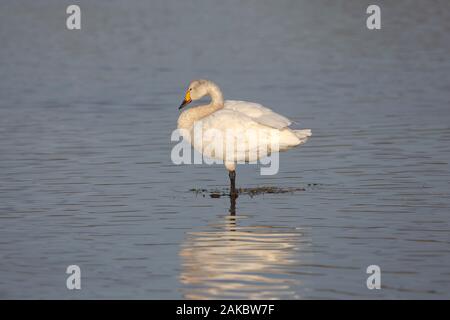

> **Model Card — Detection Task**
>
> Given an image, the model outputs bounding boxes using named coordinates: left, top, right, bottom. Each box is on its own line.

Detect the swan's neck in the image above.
left=208, top=82, right=224, bottom=107
left=178, top=82, right=224, bottom=130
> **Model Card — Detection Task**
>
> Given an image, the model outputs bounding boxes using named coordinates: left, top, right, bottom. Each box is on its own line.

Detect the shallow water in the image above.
left=0, top=0, right=450, bottom=299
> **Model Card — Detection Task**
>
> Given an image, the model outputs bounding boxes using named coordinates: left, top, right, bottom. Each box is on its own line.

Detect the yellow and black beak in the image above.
left=179, top=90, right=192, bottom=110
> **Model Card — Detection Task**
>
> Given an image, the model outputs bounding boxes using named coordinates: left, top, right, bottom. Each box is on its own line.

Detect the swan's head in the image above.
left=179, top=79, right=209, bottom=110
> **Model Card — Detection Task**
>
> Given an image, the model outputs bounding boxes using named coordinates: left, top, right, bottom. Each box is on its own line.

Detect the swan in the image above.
left=177, top=79, right=311, bottom=198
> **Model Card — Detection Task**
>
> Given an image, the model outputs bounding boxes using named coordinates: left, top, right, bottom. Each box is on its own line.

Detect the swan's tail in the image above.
left=294, top=129, right=312, bottom=144
left=278, top=128, right=312, bottom=151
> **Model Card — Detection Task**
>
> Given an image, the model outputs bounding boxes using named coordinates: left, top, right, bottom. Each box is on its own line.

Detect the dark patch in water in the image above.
left=190, top=185, right=320, bottom=198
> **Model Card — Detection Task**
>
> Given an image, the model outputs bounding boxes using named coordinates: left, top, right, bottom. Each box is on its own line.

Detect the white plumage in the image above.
left=223, top=100, right=292, bottom=129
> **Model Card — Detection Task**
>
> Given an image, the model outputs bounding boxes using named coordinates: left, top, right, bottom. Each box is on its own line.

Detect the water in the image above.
left=1, top=0, right=450, bottom=299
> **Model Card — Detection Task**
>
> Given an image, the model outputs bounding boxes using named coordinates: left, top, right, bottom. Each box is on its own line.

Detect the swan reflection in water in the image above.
left=179, top=199, right=308, bottom=299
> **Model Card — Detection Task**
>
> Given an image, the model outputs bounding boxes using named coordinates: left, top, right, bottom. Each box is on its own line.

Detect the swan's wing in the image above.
left=196, top=109, right=269, bottom=149
left=193, top=109, right=285, bottom=161
left=199, top=109, right=259, bottom=132
left=224, top=100, right=292, bottom=129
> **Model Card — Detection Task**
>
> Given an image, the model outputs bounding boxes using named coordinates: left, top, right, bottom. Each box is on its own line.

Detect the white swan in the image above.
left=177, top=79, right=311, bottom=197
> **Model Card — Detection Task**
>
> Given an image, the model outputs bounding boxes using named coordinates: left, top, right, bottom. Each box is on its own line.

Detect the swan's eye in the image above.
left=189, top=88, right=192, bottom=91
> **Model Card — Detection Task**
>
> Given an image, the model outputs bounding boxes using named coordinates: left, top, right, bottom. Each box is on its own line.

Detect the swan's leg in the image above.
left=229, top=170, right=238, bottom=199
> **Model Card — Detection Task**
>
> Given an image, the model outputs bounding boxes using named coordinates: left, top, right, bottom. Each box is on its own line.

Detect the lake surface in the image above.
left=0, top=0, right=449, bottom=299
